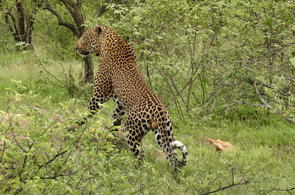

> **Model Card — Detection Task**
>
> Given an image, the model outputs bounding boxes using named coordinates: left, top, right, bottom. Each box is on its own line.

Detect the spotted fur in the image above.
left=75, top=25, right=187, bottom=168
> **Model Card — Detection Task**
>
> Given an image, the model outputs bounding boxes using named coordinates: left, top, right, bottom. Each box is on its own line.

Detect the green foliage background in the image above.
left=0, top=0, right=295, bottom=194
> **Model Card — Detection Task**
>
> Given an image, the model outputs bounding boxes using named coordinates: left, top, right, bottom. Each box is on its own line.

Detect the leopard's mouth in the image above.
left=80, top=51, right=90, bottom=56
left=76, top=50, right=90, bottom=57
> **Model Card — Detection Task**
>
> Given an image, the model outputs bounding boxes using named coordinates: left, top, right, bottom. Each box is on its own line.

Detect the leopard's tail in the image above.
left=171, top=140, right=188, bottom=167
left=153, top=117, right=188, bottom=168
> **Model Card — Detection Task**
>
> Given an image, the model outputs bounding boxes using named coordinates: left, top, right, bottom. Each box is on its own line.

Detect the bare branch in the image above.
left=53, top=123, right=91, bottom=178
left=43, top=0, right=79, bottom=36
left=95, top=0, right=112, bottom=17
left=153, top=64, right=185, bottom=119
left=59, top=0, right=85, bottom=34
left=253, top=81, right=272, bottom=109
left=96, top=4, right=107, bottom=17
left=39, top=149, right=68, bottom=168
left=201, top=180, right=249, bottom=195
left=12, top=131, right=28, bottom=153
left=4, top=11, right=21, bottom=41
left=254, top=81, right=295, bottom=124
left=23, top=171, right=79, bottom=181
left=34, top=54, right=67, bottom=88
left=38, top=172, right=78, bottom=180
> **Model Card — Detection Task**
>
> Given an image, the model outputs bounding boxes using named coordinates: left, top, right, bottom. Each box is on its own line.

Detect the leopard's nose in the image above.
left=75, top=42, right=81, bottom=50
left=75, top=44, right=79, bottom=50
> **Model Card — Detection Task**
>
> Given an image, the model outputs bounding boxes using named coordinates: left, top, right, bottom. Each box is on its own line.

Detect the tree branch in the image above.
left=201, top=180, right=249, bottom=195
left=38, top=172, right=77, bottom=180
left=24, top=2, right=38, bottom=44
left=12, top=131, right=28, bottom=153
left=34, top=55, right=66, bottom=88
left=95, top=0, right=112, bottom=17
left=43, top=0, right=79, bottom=36
left=59, top=0, right=85, bottom=36
left=15, top=1, right=26, bottom=38
left=253, top=81, right=272, bottom=109
left=3, top=10, right=20, bottom=41
left=254, top=81, right=295, bottom=124
left=39, top=149, right=68, bottom=168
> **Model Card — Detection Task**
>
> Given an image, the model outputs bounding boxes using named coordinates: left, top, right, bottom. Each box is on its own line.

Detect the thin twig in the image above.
left=39, top=149, right=68, bottom=168
left=34, top=56, right=66, bottom=88
left=38, top=173, right=76, bottom=180
left=201, top=180, right=249, bottom=195
left=260, top=186, right=295, bottom=193
left=254, top=81, right=295, bottom=124
left=153, top=64, right=185, bottom=120
left=0, top=141, right=6, bottom=163
left=254, top=81, right=271, bottom=109
left=12, top=131, right=27, bottom=153
left=52, top=123, right=91, bottom=178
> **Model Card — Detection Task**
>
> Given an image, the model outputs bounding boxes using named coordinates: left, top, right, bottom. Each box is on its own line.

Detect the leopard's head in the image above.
left=75, top=25, right=103, bottom=57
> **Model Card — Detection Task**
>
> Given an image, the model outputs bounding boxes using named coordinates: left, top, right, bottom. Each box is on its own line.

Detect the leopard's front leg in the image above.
left=71, top=69, right=113, bottom=129
left=110, top=95, right=126, bottom=131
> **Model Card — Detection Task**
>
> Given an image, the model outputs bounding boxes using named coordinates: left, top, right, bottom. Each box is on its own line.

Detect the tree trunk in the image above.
left=16, top=1, right=25, bottom=40
left=44, top=0, right=93, bottom=83
left=83, top=56, right=94, bottom=83
left=61, top=1, right=93, bottom=83
left=2, top=1, right=36, bottom=50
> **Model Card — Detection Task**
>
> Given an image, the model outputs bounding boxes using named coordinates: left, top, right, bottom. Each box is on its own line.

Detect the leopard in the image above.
left=75, top=25, right=187, bottom=169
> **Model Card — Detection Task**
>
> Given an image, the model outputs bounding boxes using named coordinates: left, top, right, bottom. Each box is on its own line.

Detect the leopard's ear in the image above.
left=94, top=25, right=102, bottom=34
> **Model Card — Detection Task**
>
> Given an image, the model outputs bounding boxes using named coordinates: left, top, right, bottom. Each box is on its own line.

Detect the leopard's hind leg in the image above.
left=153, top=108, right=187, bottom=169
left=124, top=105, right=151, bottom=160
left=111, top=95, right=125, bottom=131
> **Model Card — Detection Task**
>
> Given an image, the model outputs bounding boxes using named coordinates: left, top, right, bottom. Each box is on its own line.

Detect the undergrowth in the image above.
left=0, top=50, right=295, bottom=194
